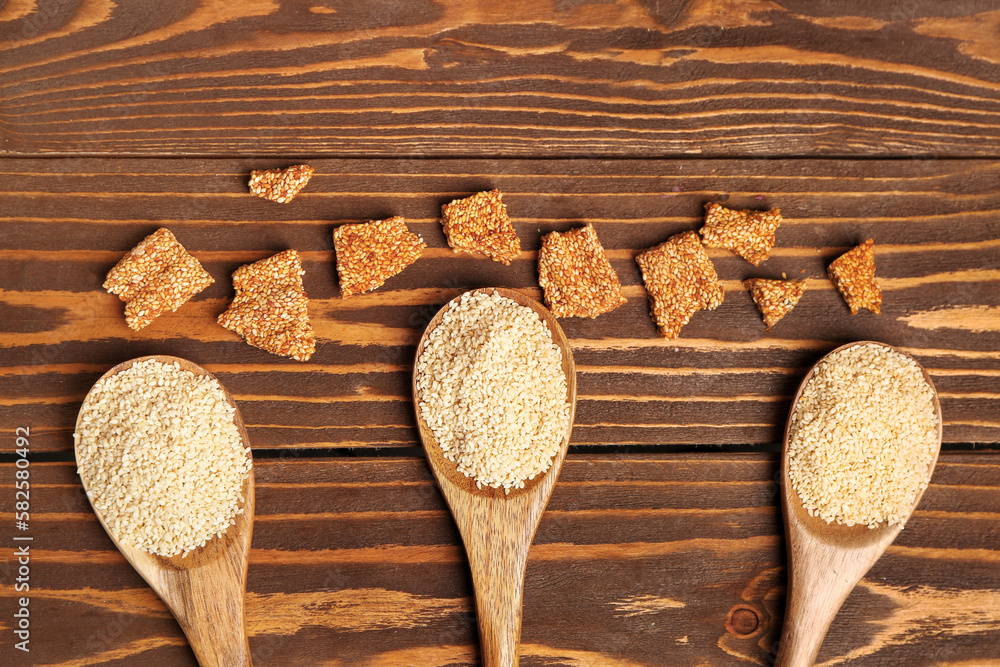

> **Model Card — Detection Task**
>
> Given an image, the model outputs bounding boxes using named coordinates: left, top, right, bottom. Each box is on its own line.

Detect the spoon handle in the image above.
left=182, top=614, right=253, bottom=666
left=466, top=528, right=531, bottom=667
left=158, top=564, right=254, bottom=667
left=774, top=567, right=848, bottom=667
left=775, top=537, right=892, bottom=667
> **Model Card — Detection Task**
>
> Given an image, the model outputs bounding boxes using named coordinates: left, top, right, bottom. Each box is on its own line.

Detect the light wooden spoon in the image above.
left=75, top=355, right=255, bottom=667
left=412, top=288, right=577, bottom=667
left=775, top=341, right=942, bottom=667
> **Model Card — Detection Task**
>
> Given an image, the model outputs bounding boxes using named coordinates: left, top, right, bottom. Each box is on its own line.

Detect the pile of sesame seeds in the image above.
left=75, top=359, right=252, bottom=557
left=415, top=291, right=572, bottom=491
left=787, top=343, right=939, bottom=529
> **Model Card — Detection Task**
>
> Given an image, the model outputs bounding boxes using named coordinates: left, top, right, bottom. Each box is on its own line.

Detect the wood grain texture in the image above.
left=75, top=355, right=255, bottom=667
left=1, top=157, right=998, bottom=451
left=3, top=1, right=1000, bottom=157
left=1, top=454, right=998, bottom=666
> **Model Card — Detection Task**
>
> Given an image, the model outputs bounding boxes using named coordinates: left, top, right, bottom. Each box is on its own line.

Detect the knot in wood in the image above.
left=726, top=605, right=761, bottom=637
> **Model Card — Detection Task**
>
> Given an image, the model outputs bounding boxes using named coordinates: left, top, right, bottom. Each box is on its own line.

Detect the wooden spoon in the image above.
left=75, top=355, right=255, bottom=667
left=412, top=288, right=577, bottom=667
left=775, top=341, right=942, bottom=667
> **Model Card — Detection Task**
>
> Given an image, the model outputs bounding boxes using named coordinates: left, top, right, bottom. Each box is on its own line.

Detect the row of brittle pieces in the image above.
left=701, top=202, right=806, bottom=332
left=535, top=212, right=787, bottom=337
left=701, top=202, right=882, bottom=324
left=247, top=166, right=430, bottom=297
left=249, top=172, right=506, bottom=294
left=391, top=193, right=877, bottom=333
left=110, top=189, right=880, bottom=352
left=104, top=214, right=430, bottom=363
left=104, top=228, right=316, bottom=361
left=245, top=167, right=881, bottom=322
left=382, top=194, right=878, bottom=337
left=439, top=190, right=629, bottom=319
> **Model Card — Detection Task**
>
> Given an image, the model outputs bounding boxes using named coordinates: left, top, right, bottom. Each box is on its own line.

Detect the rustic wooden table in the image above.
left=2, top=2, right=999, bottom=665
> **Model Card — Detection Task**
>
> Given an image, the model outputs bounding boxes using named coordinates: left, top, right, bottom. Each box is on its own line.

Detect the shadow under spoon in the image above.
left=75, top=355, right=255, bottom=667
left=774, top=341, right=943, bottom=667
left=412, top=288, right=577, bottom=667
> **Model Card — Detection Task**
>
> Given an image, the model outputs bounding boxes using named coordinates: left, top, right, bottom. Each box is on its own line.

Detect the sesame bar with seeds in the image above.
left=217, top=250, right=316, bottom=361
left=636, top=231, right=724, bottom=340
left=700, top=202, right=783, bottom=266
left=829, top=238, right=882, bottom=315
left=744, top=278, right=806, bottom=331
left=248, top=164, right=314, bottom=203
left=103, top=227, right=214, bottom=331
left=440, top=189, right=520, bottom=264
left=333, top=216, right=426, bottom=297
left=537, top=224, right=626, bottom=318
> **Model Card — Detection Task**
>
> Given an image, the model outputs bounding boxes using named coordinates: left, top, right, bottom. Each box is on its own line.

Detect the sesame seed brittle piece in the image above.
left=538, top=224, right=627, bottom=319
left=636, top=231, right=724, bottom=340
left=440, top=189, right=521, bottom=265
left=333, top=216, right=426, bottom=297
left=103, top=228, right=214, bottom=331
left=248, top=164, right=314, bottom=203
left=744, top=278, right=806, bottom=331
left=700, top=202, right=783, bottom=266
left=828, top=238, right=882, bottom=315
left=218, top=250, right=316, bottom=361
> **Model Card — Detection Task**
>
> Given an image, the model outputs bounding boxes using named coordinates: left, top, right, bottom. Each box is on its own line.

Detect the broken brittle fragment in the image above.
left=103, top=227, right=214, bottom=331
left=700, top=202, right=782, bottom=266
left=333, top=216, right=426, bottom=297
left=218, top=250, right=316, bottom=361
left=829, top=238, right=882, bottom=315
left=248, top=164, right=314, bottom=203
left=440, top=189, right=520, bottom=264
left=636, top=231, right=724, bottom=340
left=538, top=224, right=626, bottom=318
left=744, top=278, right=806, bottom=331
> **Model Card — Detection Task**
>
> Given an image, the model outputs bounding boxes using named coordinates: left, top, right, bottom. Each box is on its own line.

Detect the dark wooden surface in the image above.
left=2, top=158, right=999, bottom=452
left=1, top=2, right=999, bottom=665
left=1, top=454, right=999, bottom=667
left=3, top=2, right=1000, bottom=158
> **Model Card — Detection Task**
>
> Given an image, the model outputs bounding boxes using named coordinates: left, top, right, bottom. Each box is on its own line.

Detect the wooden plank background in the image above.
left=2, top=2, right=1000, bottom=157
left=2, top=454, right=999, bottom=667
left=1, top=1, right=999, bottom=666
left=1, top=157, right=998, bottom=452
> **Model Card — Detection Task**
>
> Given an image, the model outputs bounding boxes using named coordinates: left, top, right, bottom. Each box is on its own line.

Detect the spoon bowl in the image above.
left=775, top=341, right=942, bottom=667
left=413, top=288, right=576, bottom=667
left=75, top=355, right=254, bottom=667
